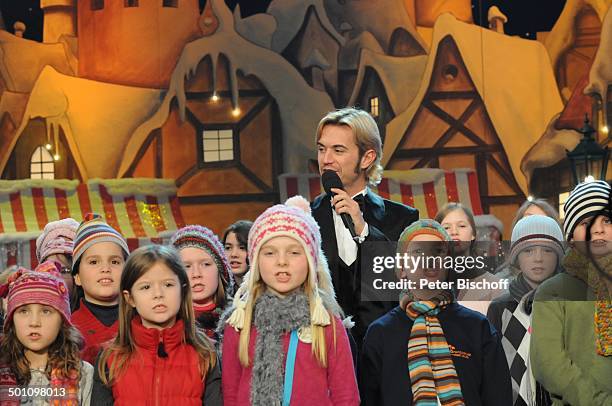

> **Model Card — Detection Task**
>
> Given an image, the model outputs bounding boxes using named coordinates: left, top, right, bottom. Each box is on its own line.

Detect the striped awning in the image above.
left=279, top=168, right=483, bottom=218
left=0, top=179, right=185, bottom=239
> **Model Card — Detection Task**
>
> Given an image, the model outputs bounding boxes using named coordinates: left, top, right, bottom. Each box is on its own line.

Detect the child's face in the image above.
left=517, top=245, right=557, bottom=286
left=402, top=234, right=448, bottom=287
left=571, top=215, right=612, bottom=258
left=46, top=254, right=74, bottom=295
left=441, top=209, right=474, bottom=254
left=224, top=232, right=248, bottom=276
left=258, top=236, right=309, bottom=296
left=124, top=261, right=181, bottom=330
left=13, top=304, right=62, bottom=354
left=179, top=247, right=219, bottom=305
left=75, top=242, right=125, bottom=305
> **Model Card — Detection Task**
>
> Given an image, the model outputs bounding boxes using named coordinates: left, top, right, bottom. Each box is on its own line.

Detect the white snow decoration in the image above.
left=521, top=113, right=581, bottom=187
left=88, top=178, right=178, bottom=197
left=119, top=0, right=335, bottom=177
left=267, top=0, right=345, bottom=53
left=303, top=48, right=331, bottom=69
left=544, top=0, right=609, bottom=80
left=0, top=91, right=28, bottom=127
left=323, top=0, right=427, bottom=54
left=338, top=30, right=384, bottom=70
left=339, top=22, right=353, bottom=33
left=347, top=49, right=427, bottom=115
left=5, top=66, right=163, bottom=180
left=0, top=179, right=79, bottom=194
left=233, top=4, right=277, bottom=49
left=475, top=214, right=504, bottom=234
left=487, top=6, right=508, bottom=24
left=0, top=30, right=75, bottom=93
left=585, top=7, right=612, bottom=128
left=384, top=14, right=564, bottom=194
left=0, top=231, right=44, bottom=243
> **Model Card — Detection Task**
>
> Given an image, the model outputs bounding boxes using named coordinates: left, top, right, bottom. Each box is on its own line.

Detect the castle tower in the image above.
left=78, top=0, right=201, bottom=88
left=41, top=0, right=76, bottom=43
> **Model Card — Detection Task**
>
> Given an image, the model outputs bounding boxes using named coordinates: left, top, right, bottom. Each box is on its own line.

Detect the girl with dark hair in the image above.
left=92, top=244, right=222, bottom=405
left=223, top=220, right=253, bottom=287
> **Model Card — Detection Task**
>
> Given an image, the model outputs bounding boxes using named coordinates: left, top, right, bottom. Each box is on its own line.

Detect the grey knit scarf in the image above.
left=251, top=289, right=310, bottom=406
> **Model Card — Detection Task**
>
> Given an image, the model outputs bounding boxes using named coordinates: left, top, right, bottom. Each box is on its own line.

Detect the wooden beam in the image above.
left=487, top=155, right=525, bottom=196
left=476, top=153, right=489, bottom=212
left=428, top=91, right=478, bottom=100
left=175, top=165, right=199, bottom=187
left=413, top=98, right=480, bottom=167
left=123, top=127, right=159, bottom=178
left=237, top=163, right=273, bottom=192
left=481, top=195, right=525, bottom=205
left=395, top=145, right=501, bottom=158
left=424, top=99, right=486, bottom=147
left=179, top=192, right=279, bottom=205
left=236, top=96, right=270, bottom=132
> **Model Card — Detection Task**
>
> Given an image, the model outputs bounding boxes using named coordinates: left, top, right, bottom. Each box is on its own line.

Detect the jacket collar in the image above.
left=131, top=316, right=185, bottom=354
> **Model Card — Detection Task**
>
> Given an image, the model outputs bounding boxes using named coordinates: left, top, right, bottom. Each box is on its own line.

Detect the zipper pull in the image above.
left=157, top=334, right=168, bottom=358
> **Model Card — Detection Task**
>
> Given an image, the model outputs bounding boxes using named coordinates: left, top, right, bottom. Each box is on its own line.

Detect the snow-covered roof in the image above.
left=0, top=91, right=28, bottom=128
left=384, top=14, right=564, bottom=194
left=324, top=0, right=427, bottom=54
left=0, top=30, right=74, bottom=93
left=0, top=66, right=163, bottom=180
left=303, top=48, right=331, bottom=69
left=267, top=0, right=344, bottom=53
left=585, top=7, right=611, bottom=129
left=338, top=31, right=384, bottom=70
left=233, top=5, right=277, bottom=49
left=119, top=0, right=335, bottom=177
left=347, top=49, right=427, bottom=116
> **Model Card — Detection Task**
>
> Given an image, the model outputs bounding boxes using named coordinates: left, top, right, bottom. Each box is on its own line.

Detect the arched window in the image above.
left=30, top=147, right=55, bottom=179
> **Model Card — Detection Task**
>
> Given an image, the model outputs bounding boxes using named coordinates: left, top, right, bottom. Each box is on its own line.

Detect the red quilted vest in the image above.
left=109, top=317, right=204, bottom=406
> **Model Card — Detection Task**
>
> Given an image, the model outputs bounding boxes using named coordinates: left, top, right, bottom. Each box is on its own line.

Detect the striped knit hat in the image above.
left=227, top=196, right=332, bottom=329
left=2, top=261, right=71, bottom=330
left=170, top=225, right=233, bottom=291
left=398, top=219, right=451, bottom=250
left=510, top=215, right=564, bottom=265
left=563, top=180, right=611, bottom=239
left=71, top=213, right=129, bottom=275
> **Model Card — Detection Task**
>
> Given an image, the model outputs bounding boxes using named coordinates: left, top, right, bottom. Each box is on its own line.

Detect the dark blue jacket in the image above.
left=360, top=303, right=513, bottom=406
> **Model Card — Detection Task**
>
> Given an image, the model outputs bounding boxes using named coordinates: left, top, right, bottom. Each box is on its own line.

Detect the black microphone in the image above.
left=321, top=170, right=358, bottom=239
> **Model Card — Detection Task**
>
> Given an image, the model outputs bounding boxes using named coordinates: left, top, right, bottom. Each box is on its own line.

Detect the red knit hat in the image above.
left=1, top=261, right=71, bottom=330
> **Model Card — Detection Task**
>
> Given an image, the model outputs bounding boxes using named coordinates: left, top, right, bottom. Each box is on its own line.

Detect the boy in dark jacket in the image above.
left=360, top=219, right=512, bottom=405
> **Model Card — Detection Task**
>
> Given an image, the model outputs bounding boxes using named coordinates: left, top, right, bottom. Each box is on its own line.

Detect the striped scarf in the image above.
left=405, top=291, right=465, bottom=406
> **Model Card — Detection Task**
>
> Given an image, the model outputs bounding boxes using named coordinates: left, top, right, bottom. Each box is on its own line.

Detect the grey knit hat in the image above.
left=510, top=215, right=564, bottom=265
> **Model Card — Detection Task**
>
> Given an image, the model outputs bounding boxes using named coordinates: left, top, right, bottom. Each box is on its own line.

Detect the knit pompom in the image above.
left=311, top=291, right=331, bottom=326
left=227, top=287, right=247, bottom=331
left=284, top=195, right=312, bottom=215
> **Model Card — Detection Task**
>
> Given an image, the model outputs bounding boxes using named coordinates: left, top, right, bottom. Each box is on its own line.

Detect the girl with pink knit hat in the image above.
left=220, top=196, right=359, bottom=406
left=36, top=218, right=80, bottom=308
left=0, top=261, right=93, bottom=405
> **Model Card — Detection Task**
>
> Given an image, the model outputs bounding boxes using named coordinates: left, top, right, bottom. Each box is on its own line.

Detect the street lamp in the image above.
left=566, top=115, right=609, bottom=186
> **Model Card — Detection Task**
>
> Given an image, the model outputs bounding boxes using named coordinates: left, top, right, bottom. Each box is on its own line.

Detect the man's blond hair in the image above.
left=316, top=107, right=383, bottom=186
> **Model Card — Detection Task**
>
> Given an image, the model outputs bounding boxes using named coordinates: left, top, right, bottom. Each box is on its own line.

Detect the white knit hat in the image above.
left=563, top=180, right=611, bottom=239
left=227, top=196, right=333, bottom=330
left=510, top=215, right=564, bottom=264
